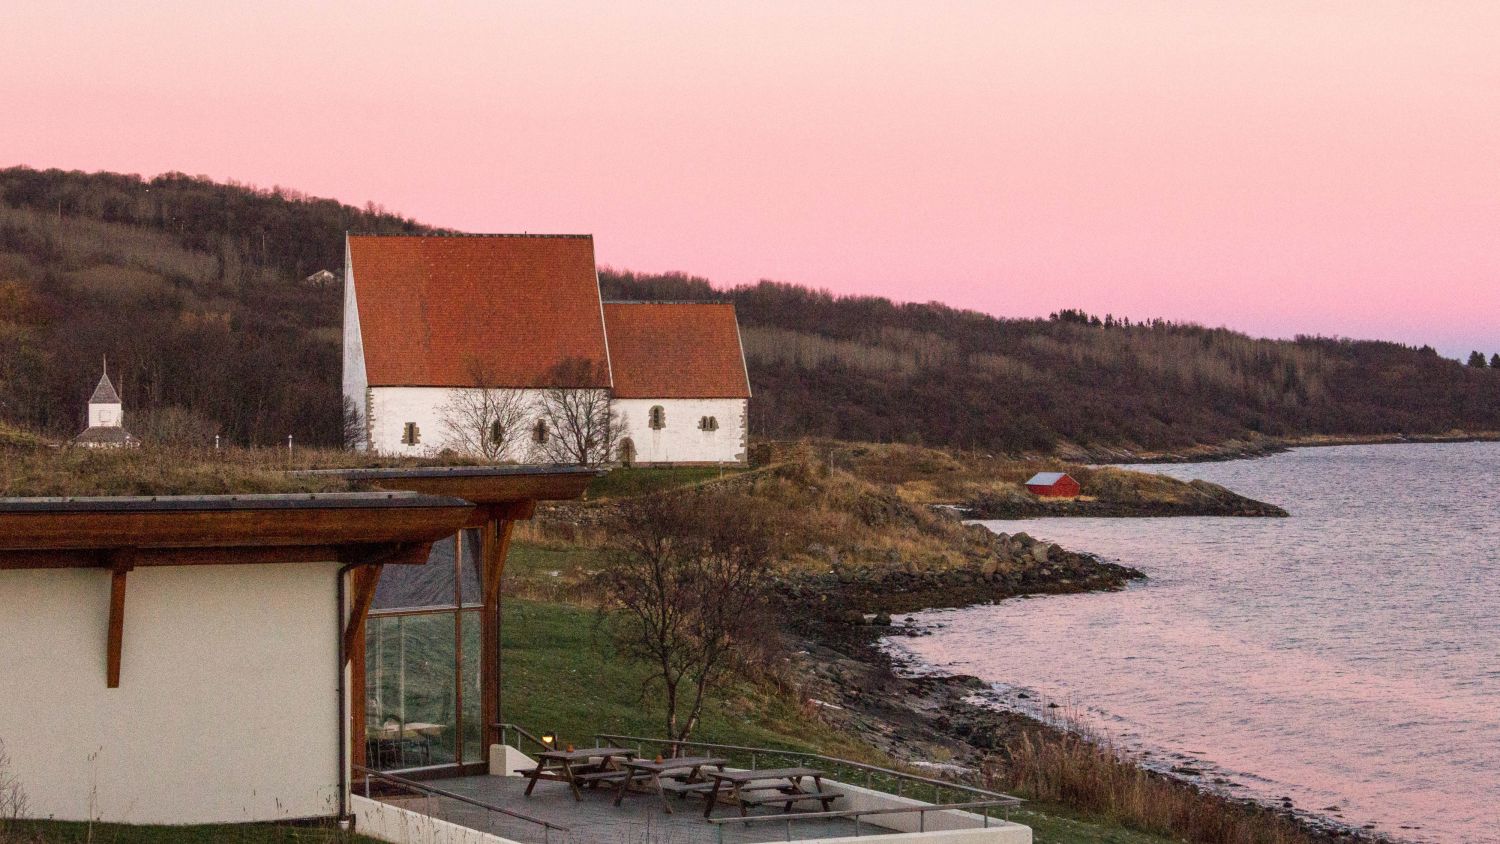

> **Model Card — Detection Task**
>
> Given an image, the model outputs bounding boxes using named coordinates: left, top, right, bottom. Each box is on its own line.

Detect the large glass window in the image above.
left=365, top=529, right=486, bottom=770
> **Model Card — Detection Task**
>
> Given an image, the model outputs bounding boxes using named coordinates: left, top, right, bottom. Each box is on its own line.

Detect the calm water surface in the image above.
left=884, top=443, right=1500, bottom=843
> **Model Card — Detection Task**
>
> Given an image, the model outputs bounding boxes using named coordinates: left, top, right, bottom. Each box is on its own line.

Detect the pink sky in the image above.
left=3, top=2, right=1497, bottom=357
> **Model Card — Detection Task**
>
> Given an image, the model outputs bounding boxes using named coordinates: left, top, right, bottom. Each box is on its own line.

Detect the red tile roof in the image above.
left=603, top=302, right=751, bottom=399
left=349, top=235, right=611, bottom=388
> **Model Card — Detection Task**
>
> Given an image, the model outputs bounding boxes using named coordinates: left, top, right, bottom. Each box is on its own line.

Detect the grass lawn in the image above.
left=584, top=465, right=747, bottom=500
left=498, top=597, right=1178, bottom=844
left=498, top=596, right=875, bottom=760
left=2, top=820, right=376, bottom=843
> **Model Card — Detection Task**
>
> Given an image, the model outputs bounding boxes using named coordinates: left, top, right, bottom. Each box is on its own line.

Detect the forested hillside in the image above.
left=2, top=166, right=1497, bottom=453
left=0, top=167, right=435, bottom=444
left=601, top=271, right=1500, bottom=453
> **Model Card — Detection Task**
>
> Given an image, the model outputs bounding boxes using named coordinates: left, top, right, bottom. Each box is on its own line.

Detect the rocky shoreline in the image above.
left=780, top=552, right=1389, bottom=844
left=960, top=479, right=1288, bottom=519
left=775, top=529, right=1144, bottom=620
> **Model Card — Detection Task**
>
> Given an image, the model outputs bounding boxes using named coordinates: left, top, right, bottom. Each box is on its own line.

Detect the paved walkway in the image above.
left=382, top=773, right=875, bottom=844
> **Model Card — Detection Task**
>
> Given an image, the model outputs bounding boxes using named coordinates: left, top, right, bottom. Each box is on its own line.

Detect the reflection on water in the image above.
left=885, top=443, right=1500, bottom=843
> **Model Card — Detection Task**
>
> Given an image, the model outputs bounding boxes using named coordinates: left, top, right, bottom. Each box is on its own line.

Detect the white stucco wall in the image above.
left=365, top=389, right=747, bottom=465
left=366, top=387, right=551, bottom=458
left=615, top=397, right=747, bottom=465
left=342, top=241, right=370, bottom=450
left=88, top=401, right=121, bottom=429
left=0, top=563, right=342, bottom=825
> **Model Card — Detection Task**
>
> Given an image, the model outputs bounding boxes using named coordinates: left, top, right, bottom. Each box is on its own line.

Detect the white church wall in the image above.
left=341, top=244, right=370, bottom=450
left=367, top=387, right=550, bottom=458
left=615, top=397, right=747, bottom=465
left=0, top=563, right=341, bottom=825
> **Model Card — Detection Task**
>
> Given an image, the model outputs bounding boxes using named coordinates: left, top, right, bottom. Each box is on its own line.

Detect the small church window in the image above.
left=698, top=416, right=719, bottom=432
left=648, top=405, right=666, bottom=430
left=618, top=437, right=636, bottom=465
left=489, top=420, right=505, bottom=445
left=532, top=420, right=548, bottom=444
left=401, top=422, right=420, bottom=445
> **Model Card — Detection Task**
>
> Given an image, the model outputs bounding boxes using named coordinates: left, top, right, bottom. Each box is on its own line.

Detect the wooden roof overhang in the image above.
left=0, top=492, right=477, bottom=570
left=0, top=492, right=477, bottom=689
left=301, top=465, right=604, bottom=524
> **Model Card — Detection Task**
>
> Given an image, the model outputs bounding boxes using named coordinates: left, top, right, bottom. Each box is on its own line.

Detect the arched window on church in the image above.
left=618, top=437, right=636, bottom=466
left=698, top=416, right=719, bottom=432
left=648, top=405, right=666, bottom=430
left=532, top=419, right=548, bottom=444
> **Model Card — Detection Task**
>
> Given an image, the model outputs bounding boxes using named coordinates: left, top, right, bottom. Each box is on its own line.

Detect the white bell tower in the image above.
left=88, top=357, right=124, bottom=429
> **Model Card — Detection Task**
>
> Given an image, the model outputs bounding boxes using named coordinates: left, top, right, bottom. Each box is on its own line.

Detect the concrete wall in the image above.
left=615, top=397, right=747, bottom=465
left=352, top=796, right=520, bottom=844
left=0, top=563, right=342, bottom=825
left=811, top=779, right=1029, bottom=841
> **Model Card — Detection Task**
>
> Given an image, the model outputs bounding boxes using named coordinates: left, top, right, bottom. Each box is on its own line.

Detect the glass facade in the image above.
left=365, top=529, right=486, bottom=770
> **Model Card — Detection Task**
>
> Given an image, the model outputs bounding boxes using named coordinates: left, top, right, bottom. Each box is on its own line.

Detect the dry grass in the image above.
left=0, top=440, right=515, bottom=498
left=771, top=438, right=1237, bottom=508
left=995, top=725, right=1331, bottom=844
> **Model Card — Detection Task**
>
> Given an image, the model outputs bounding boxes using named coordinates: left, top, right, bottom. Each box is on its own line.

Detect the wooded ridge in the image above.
left=3, top=165, right=1497, bottom=454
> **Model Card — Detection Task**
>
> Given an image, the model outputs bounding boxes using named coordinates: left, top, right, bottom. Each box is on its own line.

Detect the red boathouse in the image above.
left=1025, top=471, right=1081, bottom=498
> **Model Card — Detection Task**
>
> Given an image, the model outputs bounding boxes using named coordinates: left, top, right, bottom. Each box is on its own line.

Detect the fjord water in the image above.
left=885, top=443, right=1500, bottom=843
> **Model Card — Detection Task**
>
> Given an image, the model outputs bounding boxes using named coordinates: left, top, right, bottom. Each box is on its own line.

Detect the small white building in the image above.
left=604, top=301, right=750, bottom=465
left=342, top=234, right=750, bottom=464
left=72, top=364, right=136, bottom=448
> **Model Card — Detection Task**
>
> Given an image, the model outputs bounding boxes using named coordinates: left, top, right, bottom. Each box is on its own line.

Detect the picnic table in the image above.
left=703, top=767, right=839, bottom=817
left=612, top=755, right=729, bottom=814
left=522, top=747, right=639, bottom=801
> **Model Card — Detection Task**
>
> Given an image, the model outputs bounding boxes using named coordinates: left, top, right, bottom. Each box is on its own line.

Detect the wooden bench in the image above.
left=703, top=767, right=840, bottom=817
left=740, top=790, right=841, bottom=812
left=522, top=747, right=638, bottom=801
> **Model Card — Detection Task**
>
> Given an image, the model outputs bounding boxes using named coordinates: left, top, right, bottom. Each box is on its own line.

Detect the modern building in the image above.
left=0, top=466, right=595, bottom=826
left=0, top=466, right=1032, bottom=844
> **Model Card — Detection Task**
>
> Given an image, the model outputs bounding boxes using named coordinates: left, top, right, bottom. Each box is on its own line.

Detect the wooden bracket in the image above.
left=105, top=550, right=135, bottom=689
left=343, top=564, right=385, bottom=665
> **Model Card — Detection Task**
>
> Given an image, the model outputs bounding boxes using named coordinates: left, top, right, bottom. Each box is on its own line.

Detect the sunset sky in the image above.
left=3, top=2, right=1497, bottom=357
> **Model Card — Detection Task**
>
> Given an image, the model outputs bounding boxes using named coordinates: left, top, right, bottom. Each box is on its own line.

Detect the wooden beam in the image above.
left=342, top=564, right=384, bottom=665
left=481, top=507, right=528, bottom=749
left=0, top=504, right=474, bottom=556
left=106, top=554, right=134, bottom=689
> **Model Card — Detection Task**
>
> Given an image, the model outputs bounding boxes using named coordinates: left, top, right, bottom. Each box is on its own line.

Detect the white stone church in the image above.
left=342, top=234, right=750, bottom=465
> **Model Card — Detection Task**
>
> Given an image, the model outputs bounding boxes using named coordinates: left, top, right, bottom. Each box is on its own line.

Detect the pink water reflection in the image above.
left=887, top=443, right=1500, bottom=843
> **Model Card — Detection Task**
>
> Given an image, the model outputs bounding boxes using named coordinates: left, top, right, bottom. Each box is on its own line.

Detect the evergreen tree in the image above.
left=1468, top=351, right=1488, bottom=367
left=1491, top=353, right=1500, bottom=369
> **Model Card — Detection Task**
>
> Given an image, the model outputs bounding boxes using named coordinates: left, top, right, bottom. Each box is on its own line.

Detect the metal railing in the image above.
left=707, top=800, right=1023, bottom=844
left=593, top=733, right=1024, bottom=808
left=354, top=764, right=571, bottom=844
left=496, top=722, right=559, bottom=755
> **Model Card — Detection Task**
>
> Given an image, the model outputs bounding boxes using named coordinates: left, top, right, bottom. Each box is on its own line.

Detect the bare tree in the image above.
left=0, top=738, right=28, bottom=832
left=532, top=358, right=620, bottom=466
left=439, top=360, right=530, bottom=462
left=133, top=405, right=220, bottom=448
left=600, top=491, right=779, bottom=745
left=341, top=395, right=364, bottom=450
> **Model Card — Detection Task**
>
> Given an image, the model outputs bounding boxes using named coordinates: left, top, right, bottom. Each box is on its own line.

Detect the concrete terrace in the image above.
left=379, top=774, right=872, bottom=844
